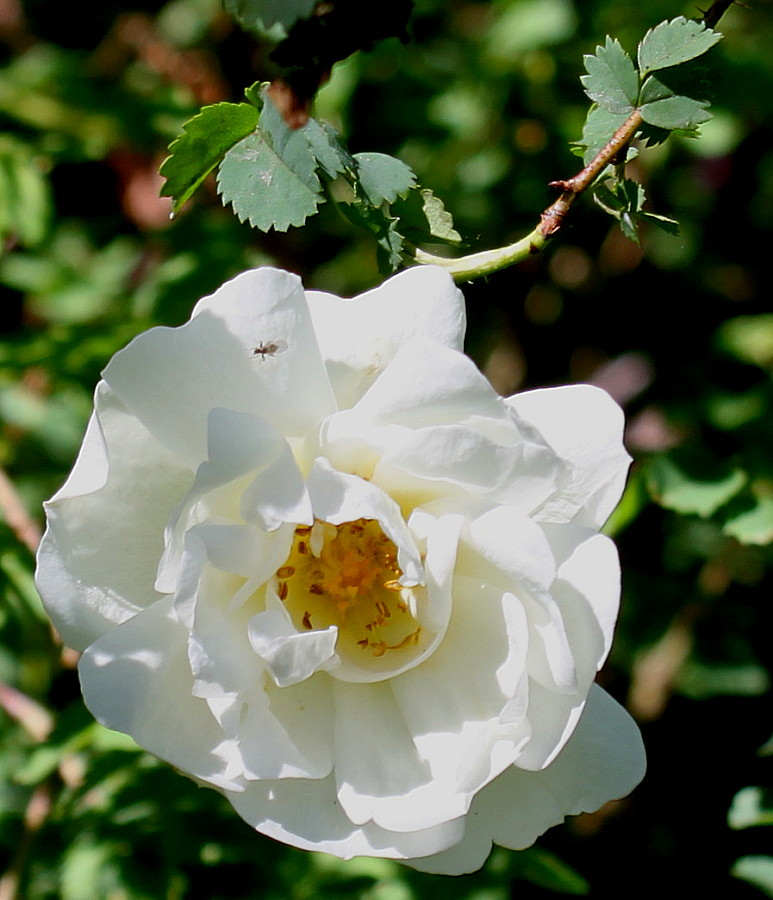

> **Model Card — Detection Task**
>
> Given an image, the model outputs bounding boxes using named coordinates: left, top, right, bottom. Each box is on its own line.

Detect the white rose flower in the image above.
left=36, top=266, right=644, bottom=875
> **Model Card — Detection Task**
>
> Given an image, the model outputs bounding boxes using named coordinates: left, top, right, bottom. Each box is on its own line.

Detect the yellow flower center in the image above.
left=275, top=518, right=422, bottom=666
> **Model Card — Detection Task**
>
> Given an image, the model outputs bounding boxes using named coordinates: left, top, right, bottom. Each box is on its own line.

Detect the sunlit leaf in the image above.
left=354, top=152, right=417, bottom=205
left=729, top=787, right=773, bottom=830
left=678, top=661, right=770, bottom=699
left=641, top=211, right=680, bottom=235
left=217, top=96, right=323, bottom=231
left=640, top=94, right=711, bottom=131
left=392, top=187, right=463, bottom=246
left=723, top=493, right=773, bottom=545
left=638, top=17, right=722, bottom=74
left=0, top=140, right=51, bottom=247
left=224, top=0, right=316, bottom=37
left=732, top=856, right=773, bottom=898
left=581, top=36, right=638, bottom=114
left=486, top=0, right=577, bottom=60
left=160, top=102, right=258, bottom=216
left=304, top=118, right=355, bottom=179
left=645, top=451, right=747, bottom=517
left=717, top=314, right=773, bottom=370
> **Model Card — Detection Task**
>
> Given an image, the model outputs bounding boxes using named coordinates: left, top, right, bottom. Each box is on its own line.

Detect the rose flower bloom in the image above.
left=36, top=266, right=644, bottom=874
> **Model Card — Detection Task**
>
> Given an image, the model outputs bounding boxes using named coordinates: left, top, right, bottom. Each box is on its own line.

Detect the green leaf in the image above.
left=223, top=0, right=316, bottom=37
left=0, top=140, right=51, bottom=247
left=732, top=857, right=773, bottom=898
left=577, top=106, right=630, bottom=165
left=641, top=211, right=680, bottom=235
left=593, top=177, right=675, bottom=244
left=304, top=118, right=355, bottom=180
left=638, top=17, right=722, bottom=74
left=645, top=451, right=747, bottom=517
left=729, top=787, right=773, bottom=830
left=723, top=493, right=773, bottom=545
left=717, top=314, right=773, bottom=370
left=512, top=847, right=590, bottom=895
left=417, top=189, right=462, bottom=243
left=217, top=96, right=323, bottom=231
left=640, top=93, right=711, bottom=131
left=354, top=153, right=417, bottom=205
left=61, top=835, right=118, bottom=900
left=340, top=202, right=406, bottom=274
left=678, top=660, right=770, bottom=699
left=390, top=187, right=462, bottom=246
left=160, top=102, right=258, bottom=216
left=581, top=36, right=638, bottom=114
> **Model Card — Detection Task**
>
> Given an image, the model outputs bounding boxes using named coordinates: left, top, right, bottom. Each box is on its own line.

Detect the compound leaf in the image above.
left=391, top=187, right=463, bottom=246
left=160, top=102, right=258, bottom=215
left=640, top=94, right=711, bottom=131
left=340, top=201, right=406, bottom=274
left=638, top=17, right=722, bottom=74
left=577, top=106, right=630, bottom=164
left=217, top=97, right=323, bottom=231
left=218, top=132, right=322, bottom=231
left=304, top=118, right=355, bottom=180
left=581, top=36, right=638, bottom=114
left=354, top=152, right=417, bottom=205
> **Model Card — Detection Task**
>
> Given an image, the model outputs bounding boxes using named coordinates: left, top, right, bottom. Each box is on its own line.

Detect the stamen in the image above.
left=272, top=517, right=424, bottom=671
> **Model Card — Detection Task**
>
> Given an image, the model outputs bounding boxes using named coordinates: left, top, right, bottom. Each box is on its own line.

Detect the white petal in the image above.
left=333, top=680, right=469, bottom=832
left=103, top=268, right=336, bottom=468
left=187, top=579, right=257, bottom=701
left=407, top=685, right=645, bottom=875
left=227, top=771, right=467, bottom=860
left=306, top=266, right=465, bottom=408
left=186, top=572, right=335, bottom=781
left=78, top=595, right=241, bottom=792
left=157, top=409, right=310, bottom=593
left=374, top=423, right=561, bottom=514
left=545, top=525, right=621, bottom=681
left=307, top=458, right=422, bottom=585
left=36, top=383, right=192, bottom=651
left=392, top=575, right=530, bottom=801
left=351, top=337, right=507, bottom=428
left=234, top=672, right=335, bottom=780
left=189, top=521, right=293, bottom=581
left=517, top=680, right=586, bottom=770
left=506, top=385, right=631, bottom=528
left=248, top=609, right=338, bottom=687
left=463, top=506, right=576, bottom=695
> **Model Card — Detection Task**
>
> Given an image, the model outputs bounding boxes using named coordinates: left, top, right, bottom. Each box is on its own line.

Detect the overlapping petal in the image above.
left=36, top=264, right=644, bottom=876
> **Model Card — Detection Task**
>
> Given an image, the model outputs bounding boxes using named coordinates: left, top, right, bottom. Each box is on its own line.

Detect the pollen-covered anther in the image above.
left=272, top=517, right=426, bottom=671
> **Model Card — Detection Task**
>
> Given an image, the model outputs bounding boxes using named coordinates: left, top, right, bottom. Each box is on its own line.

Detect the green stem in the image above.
left=414, top=225, right=548, bottom=281
left=413, top=109, right=643, bottom=282
left=412, top=1, right=733, bottom=283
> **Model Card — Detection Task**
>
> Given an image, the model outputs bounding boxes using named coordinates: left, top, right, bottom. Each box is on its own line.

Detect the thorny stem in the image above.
left=413, top=0, right=735, bottom=282
left=702, top=0, right=736, bottom=29
left=413, top=109, right=643, bottom=281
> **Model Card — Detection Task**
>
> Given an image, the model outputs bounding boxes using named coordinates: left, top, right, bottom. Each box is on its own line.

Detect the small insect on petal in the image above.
left=251, top=340, right=288, bottom=361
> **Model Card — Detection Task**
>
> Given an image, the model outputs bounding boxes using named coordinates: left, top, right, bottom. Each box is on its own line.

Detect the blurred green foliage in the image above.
left=2, top=0, right=773, bottom=897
